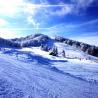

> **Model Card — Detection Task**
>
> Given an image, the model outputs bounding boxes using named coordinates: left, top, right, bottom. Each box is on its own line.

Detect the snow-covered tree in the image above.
left=49, top=46, right=58, bottom=56
left=41, top=44, right=49, bottom=51
left=62, top=50, right=66, bottom=58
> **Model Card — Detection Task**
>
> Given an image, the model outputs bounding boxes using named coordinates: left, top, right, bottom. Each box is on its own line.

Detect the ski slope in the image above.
left=20, top=42, right=98, bottom=82
left=0, top=42, right=98, bottom=98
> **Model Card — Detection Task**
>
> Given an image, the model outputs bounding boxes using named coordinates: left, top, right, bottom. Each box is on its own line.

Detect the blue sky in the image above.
left=0, top=0, right=98, bottom=45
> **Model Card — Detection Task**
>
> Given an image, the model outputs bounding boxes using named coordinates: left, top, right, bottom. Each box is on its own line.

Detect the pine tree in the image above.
left=62, top=50, right=66, bottom=57
left=49, top=46, right=58, bottom=56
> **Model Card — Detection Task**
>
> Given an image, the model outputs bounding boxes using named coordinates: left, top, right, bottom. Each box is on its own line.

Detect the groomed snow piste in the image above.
left=0, top=41, right=98, bottom=98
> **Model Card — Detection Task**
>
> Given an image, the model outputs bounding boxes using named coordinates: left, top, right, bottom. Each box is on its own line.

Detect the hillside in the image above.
left=55, top=36, right=98, bottom=57
left=0, top=46, right=98, bottom=98
left=0, top=34, right=98, bottom=97
left=0, top=34, right=98, bottom=57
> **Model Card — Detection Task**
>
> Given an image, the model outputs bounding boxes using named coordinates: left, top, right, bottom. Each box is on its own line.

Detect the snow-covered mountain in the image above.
left=1, top=33, right=98, bottom=57
left=0, top=33, right=98, bottom=98
left=0, top=34, right=50, bottom=48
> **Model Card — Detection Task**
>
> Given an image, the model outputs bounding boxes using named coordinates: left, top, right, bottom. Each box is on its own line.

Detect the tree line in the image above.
left=55, top=36, right=98, bottom=57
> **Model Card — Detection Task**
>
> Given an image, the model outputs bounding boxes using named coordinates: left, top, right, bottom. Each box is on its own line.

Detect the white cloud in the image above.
left=0, top=19, right=8, bottom=26
left=23, top=3, right=41, bottom=15
left=22, top=1, right=75, bottom=17
left=48, top=4, right=73, bottom=16
left=0, top=0, right=24, bottom=6
left=0, top=29, right=20, bottom=39
left=27, top=16, right=40, bottom=29
left=0, top=0, right=96, bottom=39
left=72, top=0, right=94, bottom=9
left=27, top=16, right=36, bottom=26
left=34, top=0, right=95, bottom=16
left=0, top=0, right=25, bottom=16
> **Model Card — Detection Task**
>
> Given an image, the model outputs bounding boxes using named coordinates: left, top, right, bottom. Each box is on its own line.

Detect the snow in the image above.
left=19, top=43, right=98, bottom=83
left=53, top=42, right=98, bottom=82
left=0, top=42, right=98, bottom=98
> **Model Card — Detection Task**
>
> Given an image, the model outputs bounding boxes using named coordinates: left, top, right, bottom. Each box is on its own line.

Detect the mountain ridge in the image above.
left=0, top=33, right=98, bottom=57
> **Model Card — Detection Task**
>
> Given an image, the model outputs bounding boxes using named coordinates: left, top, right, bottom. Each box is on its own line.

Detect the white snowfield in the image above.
left=0, top=42, right=98, bottom=98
